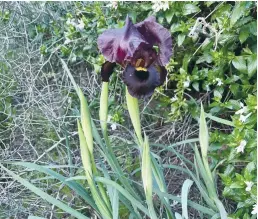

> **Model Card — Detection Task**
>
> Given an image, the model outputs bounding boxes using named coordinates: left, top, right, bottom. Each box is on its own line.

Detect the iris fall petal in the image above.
left=123, top=64, right=161, bottom=98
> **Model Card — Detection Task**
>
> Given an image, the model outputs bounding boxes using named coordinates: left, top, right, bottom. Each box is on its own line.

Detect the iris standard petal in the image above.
left=97, top=16, right=148, bottom=65
left=122, top=64, right=160, bottom=98
left=101, top=61, right=116, bottom=82
left=135, top=16, right=172, bottom=66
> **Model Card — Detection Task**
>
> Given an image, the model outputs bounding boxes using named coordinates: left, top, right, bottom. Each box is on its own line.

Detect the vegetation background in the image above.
left=0, top=1, right=256, bottom=219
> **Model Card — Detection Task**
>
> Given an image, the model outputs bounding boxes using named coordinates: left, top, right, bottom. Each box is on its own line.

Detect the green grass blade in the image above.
left=6, top=161, right=98, bottom=211
left=66, top=176, right=87, bottom=181
left=91, top=119, right=142, bottom=201
left=155, top=190, right=216, bottom=216
left=205, top=113, right=235, bottom=127
left=175, top=213, right=183, bottom=219
left=28, top=216, right=47, bottom=219
left=181, top=179, right=193, bottom=219
left=194, top=145, right=216, bottom=199
left=95, top=176, right=150, bottom=217
left=142, top=135, right=158, bottom=219
left=60, top=58, right=79, bottom=96
left=150, top=154, right=174, bottom=219
left=214, top=198, right=228, bottom=219
left=199, top=105, right=214, bottom=184
left=199, top=104, right=209, bottom=160
left=112, top=189, right=119, bottom=219
left=210, top=213, right=220, bottom=219
left=0, top=163, right=89, bottom=219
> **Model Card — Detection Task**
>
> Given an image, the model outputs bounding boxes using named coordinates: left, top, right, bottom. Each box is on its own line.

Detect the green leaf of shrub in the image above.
left=183, top=4, right=200, bottom=15
left=230, top=3, right=245, bottom=27
left=232, top=56, right=247, bottom=72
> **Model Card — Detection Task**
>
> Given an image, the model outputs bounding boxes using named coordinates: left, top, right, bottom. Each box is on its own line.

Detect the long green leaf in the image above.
left=95, top=177, right=150, bottom=217
left=142, top=135, right=158, bottom=219
left=0, top=163, right=89, bottom=219
left=155, top=190, right=216, bottom=216
left=199, top=104, right=208, bottom=160
left=28, top=216, right=47, bottom=219
left=214, top=198, right=228, bottom=219
left=60, top=58, right=79, bottom=96
left=181, top=179, right=193, bottom=219
left=5, top=161, right=98, bottom=211
left=205, top=113, right=234, bottom=127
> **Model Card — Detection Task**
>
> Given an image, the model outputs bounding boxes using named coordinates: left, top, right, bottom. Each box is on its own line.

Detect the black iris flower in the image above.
left=97, top=15, right=172, bottom=98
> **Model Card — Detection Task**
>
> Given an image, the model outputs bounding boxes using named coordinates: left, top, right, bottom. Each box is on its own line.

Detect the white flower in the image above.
left=107, top=1, right=118, bottom=10
left=171, top=96, right=178, bottom=102
left=236, top=140, right=247, bottom=153
left=239, top=112, right=252, bottom=123
left=64, top=38, right=71, bottom=45
left=76, top=19, right=85, bottom=31
left=66, top=18, right=77, bottom=27
left=171, top=194, right=180, bottom=207
left=206, top=84, right=210, bottom=91
left=152, top=1, right=169, bottom=12
left=235, top=102, right=248, bottom=115
left=235, top=107, right=248, bottom=115
left=107, top=115, right=112, bottom=122
left=111, top=123, right=117, bottom=131
left=245, top=181, right=254, bottom=192
left=215, top=78, right=223, bottom=86
left=183, top=77, right=190, bottom=88
left=251, top=204, right=258, bottom=215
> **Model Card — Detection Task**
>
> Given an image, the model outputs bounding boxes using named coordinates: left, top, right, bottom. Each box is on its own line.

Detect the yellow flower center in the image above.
left=135, top=67, right=147, bottom=71
left=135, top=59, right=147, bottom=71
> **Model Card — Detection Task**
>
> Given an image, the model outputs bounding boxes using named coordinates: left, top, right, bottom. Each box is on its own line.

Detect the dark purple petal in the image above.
left=122, top=64, right=160, bottom=98
left=101, top=61, right=116, bottom=82
left=157, top=66, right=167, bottom=85
left=97, top=16, right=148, bottom=65
left=135, top=16, right=172, bottom=66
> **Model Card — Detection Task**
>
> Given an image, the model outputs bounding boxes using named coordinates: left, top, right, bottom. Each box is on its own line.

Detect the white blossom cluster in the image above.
left=152, top=1, right=169, bottom=12
left=235, top=102, right=252, bottom=123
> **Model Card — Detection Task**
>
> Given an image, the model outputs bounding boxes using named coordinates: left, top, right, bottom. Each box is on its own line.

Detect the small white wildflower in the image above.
left=64, top=38, right=71, bottom=45
left=107, top=115, right=112, bottom=122
left=235, top=107, right=248, bottom=115
left=236, top=140, right=247, bottom=153
left=152, top=1, right=169, bottom=12
left=183, top=76, right=190, bottom=88
left=171, top=96, right=178, bottom=102
left=245, top=181, right=254, bottom=192
left=215, top=78, right=223, bottom=86
left=206, top=84, right=210, bottom=91
left=251, top=204, right=258, bottom=215
left=76, top=19, right=85, bottom=31
left=235, top=102, right=248, bottom=115
left=239, top=112, right=252, bottom=123
left=66, top=18, right=77, bottom=27
left=111, top=123, right=117, bottom=131
left=171, top=194, right=180, bottom=207
left=107, top=1, right=118, bottom=10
